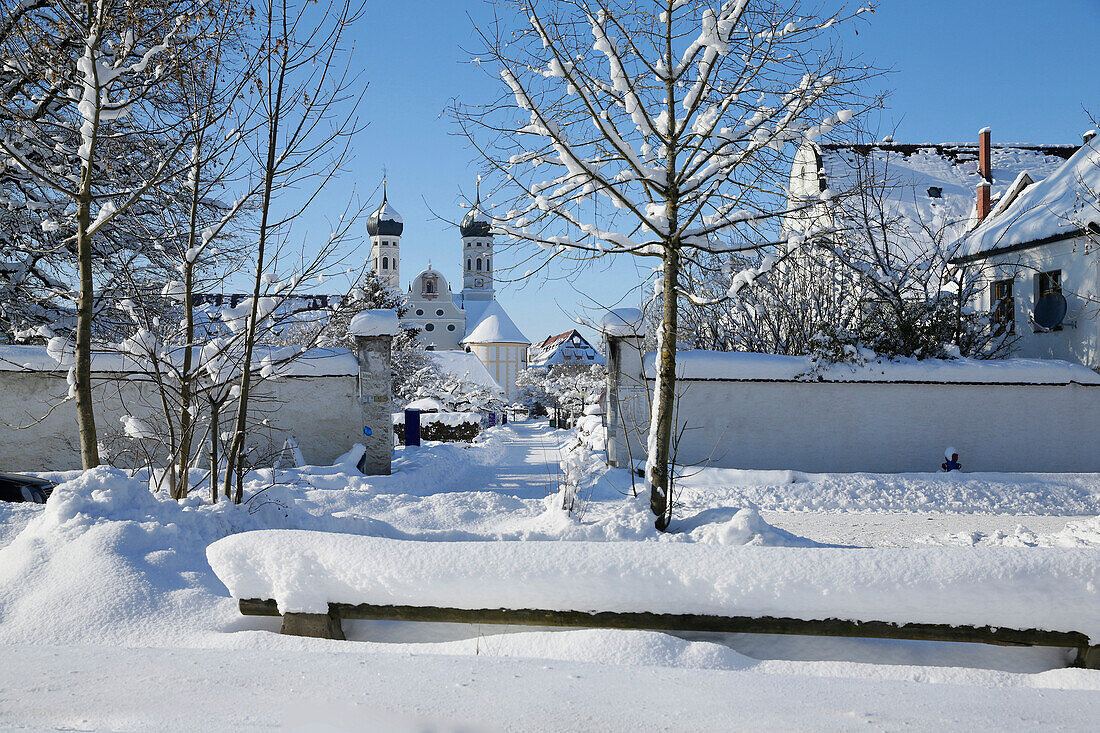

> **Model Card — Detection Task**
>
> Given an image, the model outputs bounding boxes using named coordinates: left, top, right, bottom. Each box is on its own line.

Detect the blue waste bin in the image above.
left=404, top=409, right=421, bottom=446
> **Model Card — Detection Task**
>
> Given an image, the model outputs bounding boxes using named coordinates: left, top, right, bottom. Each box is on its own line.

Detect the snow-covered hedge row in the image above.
left=392, top=411, right=482, bottom=444
left=208, top=530, right=1100, bottom=640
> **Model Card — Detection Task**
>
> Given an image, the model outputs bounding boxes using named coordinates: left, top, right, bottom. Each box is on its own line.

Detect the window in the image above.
left=476, top=258, right=482, bottom=271
left=425, top=323, right=435, bottom=332
left=447, top=324, right=456, bottom=331
left=382, top=256, right=388, bottom=269
left=990, top=278, right=1014, bottom=335
left=424, top=278, right=435, bottom=295
left=467, top=258, right=472, bottom=270
left=1037, top=270, right=1061, bottom=299
left=415, top=309, right=424, bottom=316
left=485, top=258, right=490, bottom=271
left=1035, top=269, right=1064, bottom=331
left=435, top=309, right=444, bottom=316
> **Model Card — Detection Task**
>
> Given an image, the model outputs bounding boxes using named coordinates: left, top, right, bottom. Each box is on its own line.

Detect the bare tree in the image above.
left=220, top=0, right=366, bottom=504
left=456, top=0, right=873, bottom=528
left=0, top=0, right=242, bottom=468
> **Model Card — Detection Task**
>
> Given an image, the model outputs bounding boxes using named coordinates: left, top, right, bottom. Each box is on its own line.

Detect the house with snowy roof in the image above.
left=364, top=185, right=530, bottom=400
left=528, top=329, right=605, bottom=370
left=951, top=135, right=1100, bottom=368
left=786, top=129, right=1078, bottom=255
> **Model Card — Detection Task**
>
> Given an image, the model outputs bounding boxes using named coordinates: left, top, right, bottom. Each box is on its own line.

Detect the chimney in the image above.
left=976, top=181, right=991, bottom=222
left=978, top=127, right=992, bottom=181
left=1085, top=130, right=1097, bottom=145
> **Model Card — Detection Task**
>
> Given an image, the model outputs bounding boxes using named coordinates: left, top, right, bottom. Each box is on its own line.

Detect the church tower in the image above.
left=460, top=185, right=494, bottom=303
left=366, top=182, right=403, bottom=288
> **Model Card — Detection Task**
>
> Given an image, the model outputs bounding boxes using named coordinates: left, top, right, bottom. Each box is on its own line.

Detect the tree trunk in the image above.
left=209, top=399, right=220, bottom=503
left=74, top=179, right=99, bottom=469
left=222, top=44, right=285, bottom=505
left=647, top=247, right=679, bottom=530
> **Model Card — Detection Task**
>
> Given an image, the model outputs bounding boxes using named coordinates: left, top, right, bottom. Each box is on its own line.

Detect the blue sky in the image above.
left=292, top=0, right=1100, bottom=344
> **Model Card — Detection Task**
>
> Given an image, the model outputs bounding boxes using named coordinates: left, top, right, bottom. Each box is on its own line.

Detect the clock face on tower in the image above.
left=475, top=278, right=484, bottom=287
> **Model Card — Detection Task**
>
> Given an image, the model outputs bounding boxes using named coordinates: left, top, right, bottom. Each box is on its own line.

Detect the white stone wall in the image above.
left=606, top=340, right=1100, bottom=474
left=0, top=347, right=389, bottom=473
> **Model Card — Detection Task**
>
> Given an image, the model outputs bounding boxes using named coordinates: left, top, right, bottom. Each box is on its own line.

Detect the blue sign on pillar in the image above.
left=487, top=413, right=497, bottom=427
left=404, top=409, right=421, bottom=446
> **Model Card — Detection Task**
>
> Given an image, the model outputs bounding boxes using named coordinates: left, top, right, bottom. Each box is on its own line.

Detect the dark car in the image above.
left=0, top=473, right=56, bottom=504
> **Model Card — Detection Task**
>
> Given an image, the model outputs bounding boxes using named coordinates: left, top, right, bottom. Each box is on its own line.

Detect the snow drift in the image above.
left=208, top=529, right=1100, bottom=640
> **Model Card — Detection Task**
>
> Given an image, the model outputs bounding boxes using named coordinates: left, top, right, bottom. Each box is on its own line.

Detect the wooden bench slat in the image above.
left=239, top=597, right=1097, bottom=667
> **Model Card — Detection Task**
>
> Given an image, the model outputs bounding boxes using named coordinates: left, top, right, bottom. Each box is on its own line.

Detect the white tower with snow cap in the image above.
left=366, top=181, right=403, bottom=288
left=460, top=181, right=494, bottom=303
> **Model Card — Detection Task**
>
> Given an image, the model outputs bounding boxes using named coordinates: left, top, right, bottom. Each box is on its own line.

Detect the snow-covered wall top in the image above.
left=958, top=141, right=1100, bottom=258
left=207, top=530, right=1100, bottom=640
left=348, top=309, right=399, bottom=337
left=0, top=344, right=359, bottom=377
left=641, top=351, right=1100, bottom=386
left=599, top=308, right=644, bottom=337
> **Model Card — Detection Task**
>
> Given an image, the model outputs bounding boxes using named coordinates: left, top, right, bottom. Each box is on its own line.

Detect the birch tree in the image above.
left=457, top=0, right=873, bottom=528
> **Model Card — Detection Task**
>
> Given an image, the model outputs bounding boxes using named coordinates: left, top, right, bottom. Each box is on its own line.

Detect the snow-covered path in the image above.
left=400, top=420, right=569, bottom=499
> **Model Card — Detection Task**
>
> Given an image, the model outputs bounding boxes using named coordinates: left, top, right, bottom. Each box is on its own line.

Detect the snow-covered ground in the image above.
left=1, top=419, right=1098, bottom=731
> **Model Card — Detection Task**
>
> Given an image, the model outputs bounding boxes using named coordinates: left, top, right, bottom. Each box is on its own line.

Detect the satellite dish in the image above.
left=1034, top=292, right=1068, bottom=330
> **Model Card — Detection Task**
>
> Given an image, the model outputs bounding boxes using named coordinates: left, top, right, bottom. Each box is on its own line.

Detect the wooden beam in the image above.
left=238, top=598, right=1091, bottom=653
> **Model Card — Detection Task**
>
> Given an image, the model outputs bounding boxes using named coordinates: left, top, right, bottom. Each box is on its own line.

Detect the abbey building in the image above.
left=366, top=187, right=530, bottom=400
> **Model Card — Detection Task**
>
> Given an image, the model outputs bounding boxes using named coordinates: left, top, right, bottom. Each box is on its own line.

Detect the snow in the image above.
left=348, top=308, right=399, bottom=337
left=2, top=421, right=1099, bottom=730
left=428, top=350, right=503, bottom=393
left=403, top=397, right=446, bottom=412
left=209, top=529, right=1100, bottom=639
left=959, top=140, right=1100, bottom=257
left=0, top=344, right=358, bottom=376
left=645, top=350, right=1100, bottom=385
left=462, top=300, right=530, bottom=345
left=120, top=414, right=157, bottom=439
left=4, top=643, right=1098, bottom=732
left=598, top=307, right=644, bottom=336
left=811, top=142, right=1074, bottom=253
left=392, top=411, right=482, bottom=427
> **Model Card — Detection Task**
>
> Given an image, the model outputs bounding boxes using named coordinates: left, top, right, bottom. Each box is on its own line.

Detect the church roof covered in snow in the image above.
left=366, top=188, right=404, bottom=237
left=954, top=139, right=1100, bottom=261
left=428, top=350, right=503, bottom=394
left=461, top=300, right=529, bottom=345
left=794, top=138, right=1077, bottom=250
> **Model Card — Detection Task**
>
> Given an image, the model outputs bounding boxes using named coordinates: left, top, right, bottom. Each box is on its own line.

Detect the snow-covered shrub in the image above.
left=555, top=438, right=606, bottom=517
left=576, top=414, right=607, bottom=452
left=517, top=364, right=605, bottom=419
left=393, top=412, right=483, bottom=444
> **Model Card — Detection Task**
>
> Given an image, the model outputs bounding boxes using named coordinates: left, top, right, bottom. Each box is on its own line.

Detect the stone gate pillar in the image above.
left=350, top=310, right=398, bottom=475
left=598, top=308, right=646, bottom=469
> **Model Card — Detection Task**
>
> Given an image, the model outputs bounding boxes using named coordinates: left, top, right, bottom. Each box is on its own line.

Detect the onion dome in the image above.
left=366, top=184, right=403, bottom=237
left=459, top=184, right=492, bottom=238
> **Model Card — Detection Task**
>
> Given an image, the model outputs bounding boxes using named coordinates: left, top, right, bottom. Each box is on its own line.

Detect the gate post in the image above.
left=599, top=309, right=646, bottom=469
left=350, top=310, right=398, bottom=475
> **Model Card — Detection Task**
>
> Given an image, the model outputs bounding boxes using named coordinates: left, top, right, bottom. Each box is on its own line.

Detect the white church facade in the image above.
left=366, top=187, right=530, bottom=400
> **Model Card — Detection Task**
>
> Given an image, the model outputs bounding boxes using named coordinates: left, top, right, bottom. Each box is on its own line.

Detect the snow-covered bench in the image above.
left=207, top=530, right=1100, bottom=668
